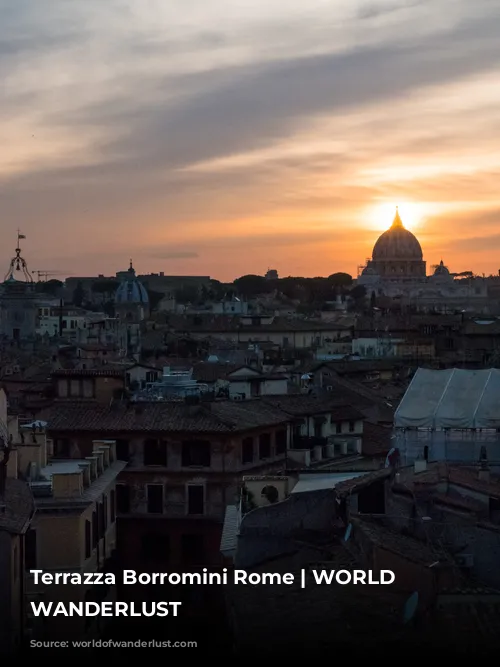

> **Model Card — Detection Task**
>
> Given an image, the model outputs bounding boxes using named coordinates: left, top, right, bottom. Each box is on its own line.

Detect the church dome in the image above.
left=431, top=260, right=452, bottom=282
left=433, top=260, right=450, bottom=276
left=115, top=261, right=149, bottom=304
left=372, top=208, right=423, bottom=261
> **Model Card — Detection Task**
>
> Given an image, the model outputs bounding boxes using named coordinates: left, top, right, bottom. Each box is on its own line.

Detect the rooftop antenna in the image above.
left=4, top=230, right=33, bottom=282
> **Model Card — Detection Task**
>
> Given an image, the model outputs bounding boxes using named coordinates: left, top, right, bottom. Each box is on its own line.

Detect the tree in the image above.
left=92, top=280, right=118, bottom=295
left=233, top=274, right=271, bottom=298
left=35, top=279, right=63, bottom=295
left=350, top=285, right=367, bottom=301
left=174, top=285, right=199, bottom=304
left=327, top=272, right=353, bottom=287
left=146, top=289, right=164, bottom=311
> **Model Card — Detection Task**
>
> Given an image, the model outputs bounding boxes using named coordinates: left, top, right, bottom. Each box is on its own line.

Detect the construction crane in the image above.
left=33, top=270, right=68, bottom=282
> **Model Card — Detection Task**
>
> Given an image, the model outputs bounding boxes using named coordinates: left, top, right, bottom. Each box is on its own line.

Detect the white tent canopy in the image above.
left=395, top=368, right=500, bottom=429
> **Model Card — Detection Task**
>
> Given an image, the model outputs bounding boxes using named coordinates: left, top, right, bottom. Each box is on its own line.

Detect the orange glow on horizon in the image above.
left=365, top=202, right=427, bottom=233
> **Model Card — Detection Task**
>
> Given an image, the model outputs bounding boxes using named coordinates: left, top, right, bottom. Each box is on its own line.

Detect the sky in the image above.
left=2, top=0, right=500, bottom=282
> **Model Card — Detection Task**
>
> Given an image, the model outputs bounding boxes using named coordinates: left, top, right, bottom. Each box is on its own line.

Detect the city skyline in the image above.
left=2, top=0, right=500, bottom=281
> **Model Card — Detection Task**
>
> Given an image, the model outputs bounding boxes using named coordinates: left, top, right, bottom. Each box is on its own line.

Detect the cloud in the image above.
left=2, top=0, right=500, bottom=279
left=145, top=250, right=199, bottom=260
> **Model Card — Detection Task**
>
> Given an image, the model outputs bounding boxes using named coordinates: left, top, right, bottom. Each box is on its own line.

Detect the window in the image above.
left=116, top=439, right=130, bottom=461
left=349, top=421, right=355, bottom=433
left=187, top=485, right=204, bottom=515
left=259, top=433, right=271, bottom=459
left=110, top=490, right=116, bottom=523
left=336, top=423, right=342, bottom=434
left=275, top=430, right=287, bottom=455
left=85, top=520, right=92, bottom=559
left=314, top=421, right=323, bottom=438
left=181, top=440, right=211, bottom=467
left=147, top=484, right=164, bottom=514
left=423, top=445, right=429, bottom=462
left=98, top=502, right=105, bottom=539
left=181, top=534, right=204, bottom=565
left=116, top=484, right=130, bottom=514
left=358, top=481, right=385, bottom=514
left=25, top=529, right=37, bottom=570
left=143, top=439, right=167, bottom=466
left=242, top=437, right=254, bottom=464
left=141, top=533, right=170, bottom=560
left=250, top=380, right=260, bottom=397
left=92, top=510, right=98, bottom=548
left=102, top=495, right=108, bottom=531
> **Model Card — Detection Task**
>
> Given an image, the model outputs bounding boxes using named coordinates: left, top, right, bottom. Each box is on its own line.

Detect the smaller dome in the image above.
left=115, top=261, right=149, bottom=304
left=433, top=260, right=450, bottom=276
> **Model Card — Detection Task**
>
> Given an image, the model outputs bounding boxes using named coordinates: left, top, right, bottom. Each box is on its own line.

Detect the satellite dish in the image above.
left=344, top=524, right=352, bottom=542
left=403, top=591, right=418, bottom=624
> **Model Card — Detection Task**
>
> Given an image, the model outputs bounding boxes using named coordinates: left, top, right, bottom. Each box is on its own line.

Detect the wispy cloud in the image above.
left=2, top=0, right=500, bottom=279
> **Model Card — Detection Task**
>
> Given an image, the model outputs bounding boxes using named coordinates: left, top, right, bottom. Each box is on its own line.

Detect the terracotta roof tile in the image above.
left=262, top=394, right=362, bottom=418
left=362, top=421, right=393, bottom=457
left=351, top=516, right=452, bottom=565
left=40, top=398, right=289, bottom=434
left=0, top=478, right=34, bottom=534
left=51, top=368, right=125, bottom=378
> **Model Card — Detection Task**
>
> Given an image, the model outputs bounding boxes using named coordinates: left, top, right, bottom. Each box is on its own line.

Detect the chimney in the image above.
left=478, top=468, right=490, bottom=482
left=78, top=462, right=91, bottom=488
left=85, top=456, right=98, bottom=482
left=52, top=472, right=83, bottom=498
left=414, top=458, right=427, bottom=474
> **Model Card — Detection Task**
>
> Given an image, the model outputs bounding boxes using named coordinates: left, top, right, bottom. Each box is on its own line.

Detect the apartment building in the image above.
left=11, top=419, right=125, bottom=641
left=0, top=470, right=35, bottom=654
left=40, top=399, right=292, bottom=572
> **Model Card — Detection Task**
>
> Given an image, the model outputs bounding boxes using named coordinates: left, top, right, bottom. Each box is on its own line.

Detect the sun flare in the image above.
left=366, top=202, right=426, bottom=233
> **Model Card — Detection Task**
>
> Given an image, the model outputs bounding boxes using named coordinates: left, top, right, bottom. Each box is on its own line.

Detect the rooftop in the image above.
left=225, top=547, right=410, bottom=651
left=33, top=459, right=126, bottom=506
left=261, top=394, right=364, bottom=420
left=398, top=461, right=500, bottom=500
left=51, top=368, right=125, bottom=378
left=351, top=515, right=453, bottom=566
left=39, top=398, right=290, bottom=434
left=0, top=478, right=34, bottom=534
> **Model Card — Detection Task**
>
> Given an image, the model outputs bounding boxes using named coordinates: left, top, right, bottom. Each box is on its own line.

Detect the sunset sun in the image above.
left=367, top=202, right=425, bottom=233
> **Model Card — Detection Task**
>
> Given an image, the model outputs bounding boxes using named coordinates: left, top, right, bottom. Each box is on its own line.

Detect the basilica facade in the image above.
left=357, top=208, right=489, bottom=313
